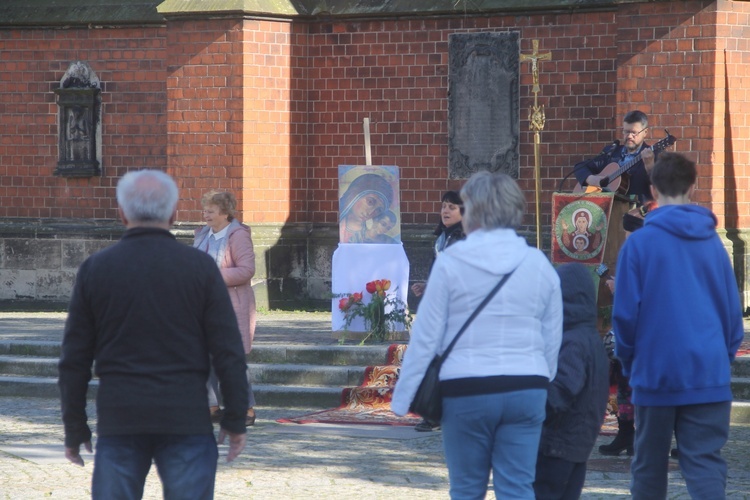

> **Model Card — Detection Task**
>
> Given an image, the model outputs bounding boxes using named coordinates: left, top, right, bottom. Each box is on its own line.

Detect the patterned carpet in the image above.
left=277, top=344, right=423, bottom=426
left=279, top=343, right=624, bottom=432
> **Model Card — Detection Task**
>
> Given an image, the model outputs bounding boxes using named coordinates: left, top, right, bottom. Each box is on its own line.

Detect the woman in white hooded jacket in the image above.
left=391, top=171, right=563, bottom=499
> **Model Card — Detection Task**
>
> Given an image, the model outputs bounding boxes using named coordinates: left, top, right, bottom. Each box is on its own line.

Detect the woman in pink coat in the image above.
left=194, top=191, right=257, bottom=426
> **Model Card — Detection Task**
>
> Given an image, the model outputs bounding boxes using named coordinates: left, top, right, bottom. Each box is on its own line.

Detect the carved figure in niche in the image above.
left=54, top=61, right=101, bottom=177
left=66, top=106, right=90, bottom=161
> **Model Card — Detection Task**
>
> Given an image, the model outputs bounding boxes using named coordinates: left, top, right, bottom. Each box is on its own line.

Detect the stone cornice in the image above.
left=157, top=0, right=299, bottom=17
left=0, top=0, right=165, bottom=27
left=154, top=0, right=626, bottom=19
left=0, top=0, right=665, bottom=27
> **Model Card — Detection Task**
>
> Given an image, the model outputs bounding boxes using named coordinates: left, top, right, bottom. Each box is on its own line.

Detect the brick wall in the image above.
left=303, top=12, right=620, bottom=230
left=615, top=0, right=750, bottom=229
left=0, top=27, right=167, bottom=219
left=239, top=20, right=299, bottom=225
left=712, top=0, right=750, bottom=230
left=164, top=18, right=306, bottom=225
left=2, top=1, right=750, bottom=307
left=164, top=18, right=245, bottom=220
left=2, top=3, right=747, bottom=231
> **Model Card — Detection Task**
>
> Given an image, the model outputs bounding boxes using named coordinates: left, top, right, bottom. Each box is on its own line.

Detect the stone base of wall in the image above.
left=0, top=219, right=438, bottom=311
left=1, top=219, right=746, bottom=314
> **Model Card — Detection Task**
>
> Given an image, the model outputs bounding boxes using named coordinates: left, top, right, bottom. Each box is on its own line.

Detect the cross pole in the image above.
left=520, top=39, right=552, bottom=249
left=363, top=117, right=372, bottom=166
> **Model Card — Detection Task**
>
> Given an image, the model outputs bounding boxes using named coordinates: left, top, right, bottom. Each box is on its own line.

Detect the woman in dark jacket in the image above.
left=410, top=190, right=466, bottom=297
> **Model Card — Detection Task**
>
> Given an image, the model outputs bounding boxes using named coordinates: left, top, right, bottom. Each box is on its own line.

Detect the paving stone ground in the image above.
left=0, top=311, right=748, bottom=499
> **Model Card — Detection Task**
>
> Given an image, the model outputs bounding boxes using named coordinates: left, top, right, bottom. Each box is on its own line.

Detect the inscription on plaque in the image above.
left=448, top=32, right=520, bottom=179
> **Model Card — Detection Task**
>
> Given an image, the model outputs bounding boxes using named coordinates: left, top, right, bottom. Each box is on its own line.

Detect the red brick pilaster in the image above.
left=616, top=0, right=750, bottom=230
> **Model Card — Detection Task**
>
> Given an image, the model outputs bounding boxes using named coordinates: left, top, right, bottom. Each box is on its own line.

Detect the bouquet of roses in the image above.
left=338, top=279, right=412, bottom=343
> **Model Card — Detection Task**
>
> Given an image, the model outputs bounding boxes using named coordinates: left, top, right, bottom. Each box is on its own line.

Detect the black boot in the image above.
left=599, top=418, right=634, bottom=456
left=415, top=418, right=439, bottom=432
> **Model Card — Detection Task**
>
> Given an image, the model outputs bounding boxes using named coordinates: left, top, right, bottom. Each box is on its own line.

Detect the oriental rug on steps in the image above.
left=277, top=340, right=749, bottom=428
left=277, top=344, right=422, bottom=426
left=738, top=338, right=750, bottom=357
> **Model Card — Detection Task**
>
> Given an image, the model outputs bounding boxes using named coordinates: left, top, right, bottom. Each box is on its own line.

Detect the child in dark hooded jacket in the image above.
left=534, top=262, right=610, bottom=499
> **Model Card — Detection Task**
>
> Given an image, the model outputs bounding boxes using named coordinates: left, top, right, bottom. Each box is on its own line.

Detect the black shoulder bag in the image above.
left=409, top=268, right=517, bottom=425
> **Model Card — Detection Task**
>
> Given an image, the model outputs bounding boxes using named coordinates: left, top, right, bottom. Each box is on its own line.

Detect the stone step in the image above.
left=1, top=374, right=746, bottom=423
left=0, top=342, right=388, bottom=408
left=0, top=376, right=345, bottom=408
left=0, top=341, right=61, bottom=357
left=731, top=377, right=750, bottom=400
left=0, top=376, right=96, bottom=399
left=732, top=357, right=750, bottom=378
left=248, top=345, right=393, bottom=366
left=731, top=401, right=750, bottom=424
left=0, top=356, right=60, bottom=377
left=4, top=351, right=747, bottom=386
left=0, top=356, right=375, bottom=387
left=4, top=338, right=745, bottom=375
left=253, top=384, right=342, bottom=408
left=0, top=339, right=748, bottom=415
left=0, top=341, right=395, bottom=367
left=249, top=364, right=368, bottom=387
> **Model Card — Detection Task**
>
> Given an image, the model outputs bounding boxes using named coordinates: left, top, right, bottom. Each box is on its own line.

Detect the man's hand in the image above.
left=65, top=441, right=92, bottom=466
left=642, top=148, right=655, bottom=171
left=606, top=277, right=616, bottom=295
left=410, top=282, right=426, bottom=297
left=218, top=428, right=247, bottom=462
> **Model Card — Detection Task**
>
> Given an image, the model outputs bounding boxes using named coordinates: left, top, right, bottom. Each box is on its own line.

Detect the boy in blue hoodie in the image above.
left=612, top=152, right=744, bottom=499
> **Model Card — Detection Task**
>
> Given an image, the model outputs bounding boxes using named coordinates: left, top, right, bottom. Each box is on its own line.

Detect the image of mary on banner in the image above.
left=338, top=165, right=401, bottom=244
left=551, top=193, right=614, bottom=265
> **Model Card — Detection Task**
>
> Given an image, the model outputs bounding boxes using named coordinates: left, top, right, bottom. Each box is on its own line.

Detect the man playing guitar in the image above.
left=574, top=110, right=656, bottom=204
left=572, top=111, right=659, bottom=458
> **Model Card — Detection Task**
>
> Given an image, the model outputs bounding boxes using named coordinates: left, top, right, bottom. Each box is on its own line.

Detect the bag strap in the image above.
left=439, top=267, right=517, bottom=363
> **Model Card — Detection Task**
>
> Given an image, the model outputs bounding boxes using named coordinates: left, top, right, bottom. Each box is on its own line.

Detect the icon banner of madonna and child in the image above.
left=339, top=165, right=401, bottom=244
left=551, top=193, right=614, bottom=265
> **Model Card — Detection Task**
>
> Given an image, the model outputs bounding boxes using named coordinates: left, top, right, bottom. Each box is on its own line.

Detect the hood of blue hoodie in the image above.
left=644, top=204, right=717, bottom=240
left=442, top=228, right=531, bottom=276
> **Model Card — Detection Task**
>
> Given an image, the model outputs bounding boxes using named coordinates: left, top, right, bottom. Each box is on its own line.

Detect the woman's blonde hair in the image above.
left=202, top=191, right=237, bottom=222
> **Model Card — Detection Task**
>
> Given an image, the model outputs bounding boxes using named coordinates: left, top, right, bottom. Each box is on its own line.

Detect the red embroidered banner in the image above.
left=551, top=192, right=615, bottom=265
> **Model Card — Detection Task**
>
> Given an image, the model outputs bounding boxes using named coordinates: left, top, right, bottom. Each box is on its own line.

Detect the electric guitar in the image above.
left=573, top=131, right=677, bottom=194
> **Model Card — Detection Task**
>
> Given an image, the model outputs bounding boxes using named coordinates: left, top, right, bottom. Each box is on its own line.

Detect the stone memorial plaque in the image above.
left=448, top=32, right=520, bottom=179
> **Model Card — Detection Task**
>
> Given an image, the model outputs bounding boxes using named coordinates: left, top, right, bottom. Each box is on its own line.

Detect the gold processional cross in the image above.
left=520, top=39, right=552, bottom=249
